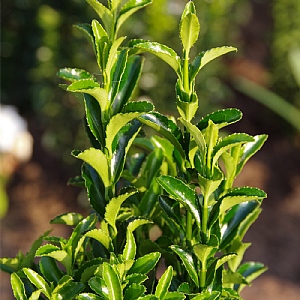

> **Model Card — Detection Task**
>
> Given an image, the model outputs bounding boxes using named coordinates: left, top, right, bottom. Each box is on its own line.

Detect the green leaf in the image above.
left=164, top=292, right=185, bottom=300
left=0, top=257, right=20, bottom=274
left=50, top=212, right=84, bottom=226
left=190, top=46, right=237, bottom=81
left=123, top=230, right=136, bottom=261
left=191, top=291, right=220, bottom=300
left=124, top=283, right=146, bottom=300
left=117, top=0, right=152, bottom=32
left=220, top=187, right=267, bottom=214
left=111, top=55, right=143, bottom=114
left=126, top=273, right=148, bottom=285
left=57, top=68, right=95, bottom=82
left=123, top=101, right=154, bottom=113
left=82, top=163, right=106, bottom=218
left=155, top=266, right=173, bottom=299
left=105, top=189, right=137, bottom=238
left=128, top=252, right=161, bottom=275
left=157, top=176, right=200, bottom=228
left=86, top=0, right=113, bottom=33
left=127, top=218, right=153, bottom=232
left=85, top=229, right=114, bottom=252
left=170, top=245, right=198, bottom=287
left=138, top=112, right=185, bottom=160
left=102, top=262, right=122, bottom=300
left=227, top=240, right=251, bottom=272
left=176, top=92, right=198, bottom=121
left=11, top=273, right=27, bottom=300
left=84, top=94, right=105, bottom=146
left=198, top=108, right=242, bottom=131
left=106, top=112, right=145, bottom=157
left=212, top=133, right=254, bottom=167
left=198, top=167, right=223, bottom=200
left=75, top=148, right=110, bottom=189
left=74, top=24, right=95, bottom=51
left=77, top=293, right=103, bottom=300
left=193, top=244, right=216, bottom=265
left=134, top=41, right=181, bottom=74
left=180, top=13, right=200, bottom=52
left=89, top=276, right=109, bottom=298
left=23, top=268, right=51, bottom=299
left=39, top=257, right=64, bottom=284
left=51, top=275, right=85, bottom=299
left=236, top=134, right=268, bottom=175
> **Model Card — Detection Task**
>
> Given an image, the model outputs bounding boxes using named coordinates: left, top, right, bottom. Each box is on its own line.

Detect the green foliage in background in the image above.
left=1, top=1, right=268, bottom=299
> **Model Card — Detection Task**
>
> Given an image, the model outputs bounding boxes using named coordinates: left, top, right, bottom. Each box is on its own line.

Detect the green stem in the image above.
left=186, top=210, right=192, bottom=243
left=183, top=50, right=190, bottom=93
left=200, top=259, right=207, bottom=290
left=201, top=195, right=209, bottom=244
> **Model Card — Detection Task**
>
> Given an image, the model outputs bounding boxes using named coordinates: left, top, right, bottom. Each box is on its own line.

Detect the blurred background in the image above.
left=1, top=0, right=300, bottom=299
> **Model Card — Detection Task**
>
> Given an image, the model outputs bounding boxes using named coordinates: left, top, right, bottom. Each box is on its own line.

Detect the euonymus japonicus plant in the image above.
left=1, top=1, right=268, bottom=299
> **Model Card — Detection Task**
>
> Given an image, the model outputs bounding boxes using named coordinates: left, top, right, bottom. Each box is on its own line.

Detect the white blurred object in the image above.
left=0, top=104, right=33, bottom=162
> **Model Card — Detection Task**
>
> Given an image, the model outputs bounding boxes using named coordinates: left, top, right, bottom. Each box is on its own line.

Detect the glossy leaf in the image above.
left=23, top=268, right=51, bottom=299
left=89, top=276, right=109, bottom=298
left=197, top=108, right=242, bottom=130
left=157, top=176, right=200, bottom=228
left=74, top=23, right=95, bottom=51
left=212, top=133, right=254, bottom=167
left=57, top=68, right=95, bottom=82
left=86, top=0, right=113, bottom=34
left=190, top=47, right=237, bottom=81
left=102, top=262, right=122, bottom=300
left=123, top=101, right=154, bottom=114
left=123, top=230, right=136, bottom=261
left=198, top=168, right=223, bottom=200
left=39, top=257, right=64, bottom=284
left=127, top=218, right=153, bottom=232
left=164, top=292, right=185, bottom=300
left=191, top=291, right=220, bottom=300
left=84, top=94, right=105, bottom=146
left=75, top=148, right=110, bottom=189
left=134, top=41, right=181, bottom=74
left=124, top=283, right=146, bottom=300
left=51, top=275, right=85, bottom=299
left=81, top=163, right=106, bottom=218
left=50, top=212, right=84, bottom=226
left=128, top=252, right=161, bottom=275
left=11, top=273, right=27, bottom=300
left=111, top=55, right=143, bottom=114
left=170, top=245, right=198, bottom=287
left=85, top=229, right=114, bottom=251
left=155, top=266, right=173, bottom=299
left=159, top=196, right=183, bottom=230
left=193, top=244, right=216, bottom=265
left=77, top=293, right=103, bottom=300
left=117, top=0, right=152, bottom=32
left=236, top=134, right=268, bottom=175
left=220, top=187, right=266, bottom=214
left=180, top=13, right=200, bottom=52
left=126, top=273, right=148, bottom=286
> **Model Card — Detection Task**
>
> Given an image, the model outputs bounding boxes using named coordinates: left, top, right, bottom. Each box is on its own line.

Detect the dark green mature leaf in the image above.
left=111, top=119, right=143, bottom=183
left=157, top=176, right=200, bottom=228
left=11, top=273, right=27, bottom=300
left=197, top=108, right=242, bottom=130
left=138, top=112, right=185, bottom=159
left=220, top=202, right=259, bottom=249
left=57, top=68, right=95, bottom=82
left=139, top=180, right=161, bottom=217
left=102, top=262, right=122, bottom=300
left=133, top=41, right=181, bottom=74
left=236, top=134, right=268, bottom=175
left=117, top=0, right=152, bottom=32
left=74, top=23, right=95, bottom=51
left=191, top=291, right=220, bottom=300
left=124, top=283, right=146, bottom=300
left=84, top=94, right=105, bottom=146
left=50, top=212, right=84, bottom=226
left=74, top=258, right=103, bottom=283
left=39, top=257, right=64, bottom=285
left=165, top=292, right=185, bottom=300
left=126, top=273, right=148, bottom=286
left=51, top=275, right=85, bottom=299
left=22, top=268, right=51, bottom=299
left=123, top=101, right=154, bottom=113
left=128, top=252, right=161, bottom=275
left=190, top=47, right=237, bottom=81
left=170, top=245, right=198, bottom=287
left=89, top=276, right=109, bottom=298
left=111, top=55, right=143, bottom=115
left=82, top=163, right=106, bottom=218
left=220, top=187, right=266, bottom=214
left=155, top=266, right=173, bottom=299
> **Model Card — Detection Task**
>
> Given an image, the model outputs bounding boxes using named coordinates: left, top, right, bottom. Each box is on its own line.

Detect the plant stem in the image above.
left=201, top=196, right=209, bottom=244
left=183, top=50, right=190, bottom=93
left=200, top=259, right=207, bottom=289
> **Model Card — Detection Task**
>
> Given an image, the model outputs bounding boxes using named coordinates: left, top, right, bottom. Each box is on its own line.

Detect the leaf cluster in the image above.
left=1, top=1, right=268, bottom=299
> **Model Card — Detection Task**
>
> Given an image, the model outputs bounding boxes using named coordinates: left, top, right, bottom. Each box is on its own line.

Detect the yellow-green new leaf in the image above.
left=11, top=273, right=27, bottom=300
left=180, top=13, right=200, bottom=52
left=75, top=148, right=110, bottom=189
